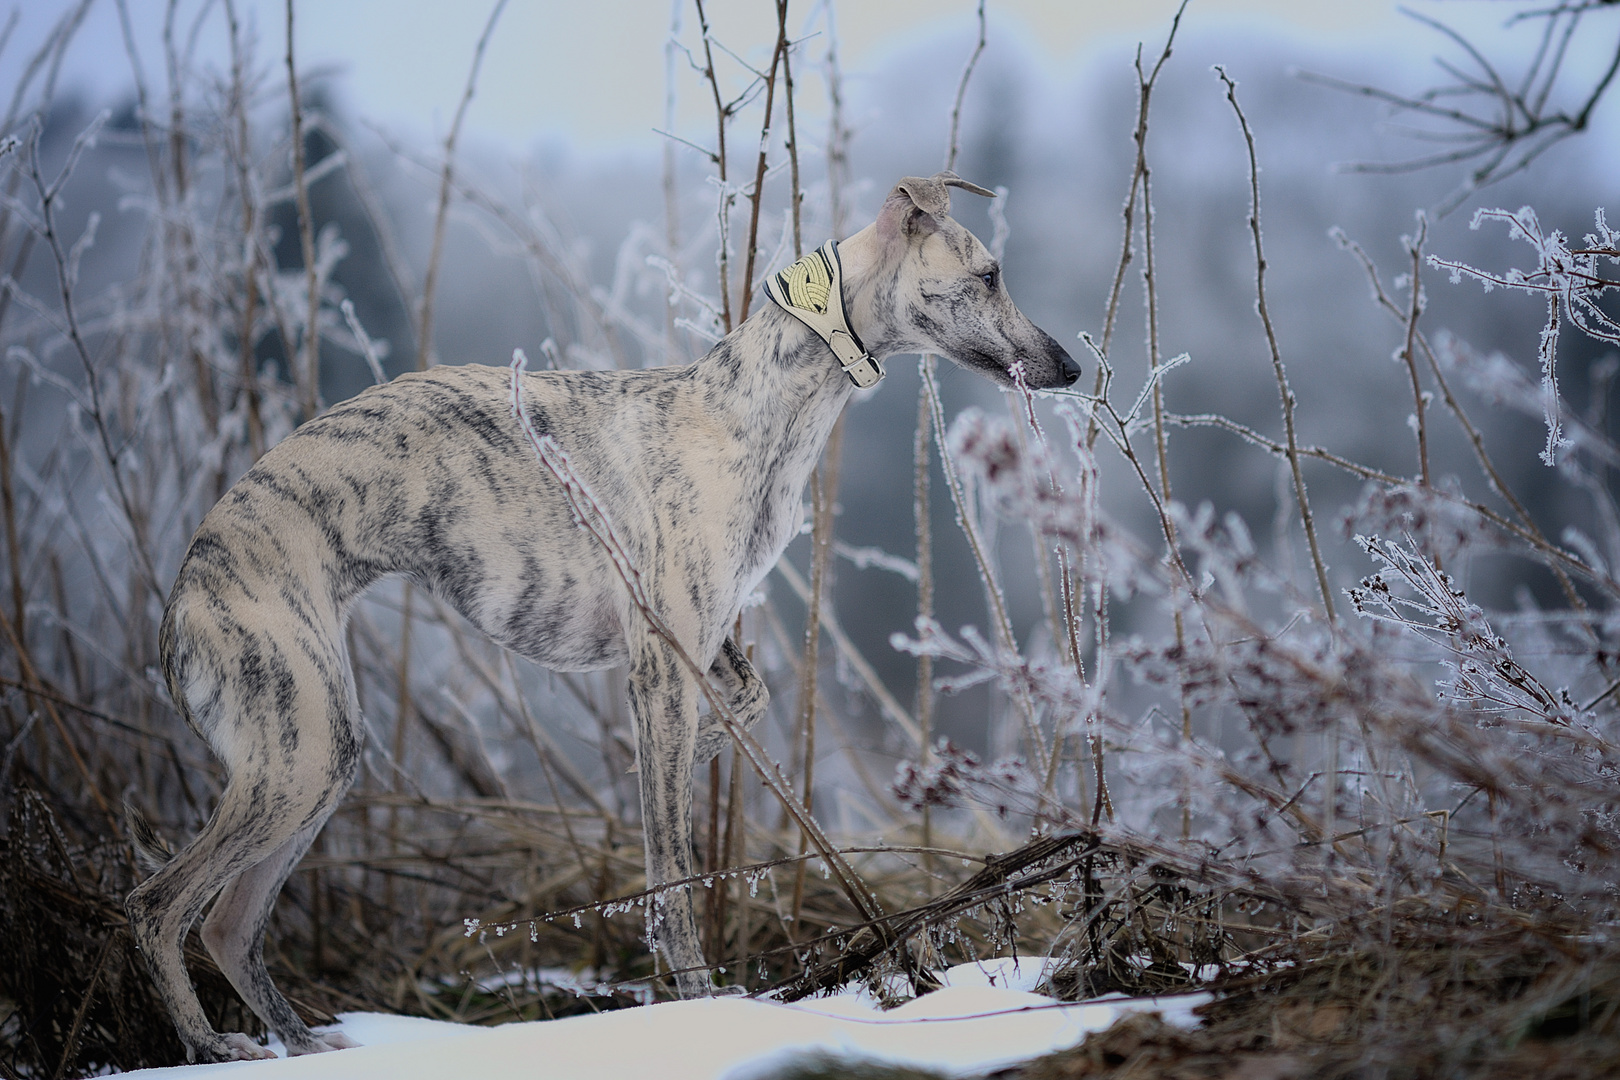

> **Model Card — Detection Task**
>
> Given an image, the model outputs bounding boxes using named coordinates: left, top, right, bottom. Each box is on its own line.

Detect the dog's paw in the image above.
left=674, top=970, right=748, bottom=999
left=288, top=1029, right=361, bottom=1055
left=200, top=1032, right=277, bottom=1062
left=322, top=1030, right=361, bottom=1050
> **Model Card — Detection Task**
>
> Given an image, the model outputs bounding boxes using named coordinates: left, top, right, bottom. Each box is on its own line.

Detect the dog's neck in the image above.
left=831, top=225, right=898, bottom=359
left=684, top=230, right=903, bottom=573
left=691, top=226, right=896, bottom=437
left=692, top=304, right=852, bottom=461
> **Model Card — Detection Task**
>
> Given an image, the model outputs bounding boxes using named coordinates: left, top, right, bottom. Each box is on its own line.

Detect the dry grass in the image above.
left=1006, top=922, right=1620, bottom=1079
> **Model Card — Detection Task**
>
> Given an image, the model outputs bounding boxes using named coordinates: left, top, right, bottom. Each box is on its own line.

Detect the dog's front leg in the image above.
left=625, top=627, right=712, bottom=997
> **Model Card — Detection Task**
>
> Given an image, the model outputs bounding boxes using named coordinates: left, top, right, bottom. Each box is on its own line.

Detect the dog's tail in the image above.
left=124, top=797, right=176, bottom=877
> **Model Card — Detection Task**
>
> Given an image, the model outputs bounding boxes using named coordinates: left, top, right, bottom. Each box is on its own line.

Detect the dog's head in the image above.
left=846, top=172, right=1079, bottom=390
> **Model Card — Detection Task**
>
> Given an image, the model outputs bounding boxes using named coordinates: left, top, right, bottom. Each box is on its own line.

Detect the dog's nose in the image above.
left=1058, top=348, right=1082, bottom=386
left=1034, top=327, right=1082, bottom=388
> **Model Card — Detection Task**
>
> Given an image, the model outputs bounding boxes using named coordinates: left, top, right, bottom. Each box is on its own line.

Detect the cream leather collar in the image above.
left=763, top=240, right=885, bottom=389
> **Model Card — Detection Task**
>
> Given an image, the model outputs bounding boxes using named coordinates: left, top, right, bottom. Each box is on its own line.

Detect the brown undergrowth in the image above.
left=1004, top=914, right=1620, bottom=1080
left=0, top=788, right=337, bottom=1075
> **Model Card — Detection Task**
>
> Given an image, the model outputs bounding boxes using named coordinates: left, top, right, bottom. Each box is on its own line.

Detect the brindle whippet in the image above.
left=126, top=172, right=1078, bottom=1061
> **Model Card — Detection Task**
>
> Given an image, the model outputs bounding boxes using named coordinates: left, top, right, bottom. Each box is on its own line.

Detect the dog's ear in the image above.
left=877, top=171, right=997, bottom=244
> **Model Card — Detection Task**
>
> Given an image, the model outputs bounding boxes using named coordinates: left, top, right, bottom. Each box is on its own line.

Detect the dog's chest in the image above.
left=734, top=479, right=805, bottom=597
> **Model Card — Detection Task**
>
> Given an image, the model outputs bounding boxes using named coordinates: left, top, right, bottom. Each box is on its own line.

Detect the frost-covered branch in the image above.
left=1430, top=205, right=1620, bottom=465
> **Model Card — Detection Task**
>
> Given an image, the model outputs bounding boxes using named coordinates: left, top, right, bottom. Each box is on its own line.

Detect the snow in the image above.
left=123, top=960, right=1208, bottom=1079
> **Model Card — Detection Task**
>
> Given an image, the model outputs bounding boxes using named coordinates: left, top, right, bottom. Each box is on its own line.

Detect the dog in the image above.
left=125, top=172, right=1078, bottom=1062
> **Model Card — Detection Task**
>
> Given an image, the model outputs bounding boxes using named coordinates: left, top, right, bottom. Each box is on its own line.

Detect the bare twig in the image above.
left=1331, top=221, right=1607, bottom=614
left=1056, top=357, right=1194, bottom=591
left=4, top=0, right=92, bottom=137
left=779, top=0, right=802, bottom=259
left=788, top=449, right=834, bottom=929
left=417, top=0, right=509, bottom=372
left=944, top=0, right=986, bottom=173
left=734, top=5, right=786, bottom=324
left=0, top=603, right=115, bottom=826
left=19, top=119, right=164, bottom=601
left=286, top=0, right=321, bottom=419
left=916, top=0, right=1006, bottom=799
left=662, top=0, right=685, bottom=356
left=223, top=0, right=266, bottom=460
left=775, top=830, right=1101, bottom=1001
left=1402, top=214, right=1432, bottom=487
left=923, top=360, right=1049, bottom=780
left=1165, top=408, right=1619, bottom=597
left=1298, top=3, right=1620, bottom=212
left=823, top=0, right=851, bottom=238
left=912, top=361, right=935, bottom=859
left=774, top=559, right=920, bottom=746
left=0, top=396, right=24, bottom=641
left=1127, top=12, right=1193, bottom=830
left=1217, top=66, right=1336, bottom=626
left=694, top=0, right=734, bottom=332
left=1083, top=1, right=1185, bottom=449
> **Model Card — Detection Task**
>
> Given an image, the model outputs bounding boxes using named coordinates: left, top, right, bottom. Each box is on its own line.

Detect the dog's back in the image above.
left=162, top=365, right=643, bottom=745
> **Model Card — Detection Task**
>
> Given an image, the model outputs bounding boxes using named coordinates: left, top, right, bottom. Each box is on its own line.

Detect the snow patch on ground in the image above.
left=124, top=960, right=1207, bottom=1079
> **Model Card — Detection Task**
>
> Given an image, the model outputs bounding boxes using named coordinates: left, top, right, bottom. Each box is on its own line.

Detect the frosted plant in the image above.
left=1348, top=533, right=1590, bottom=733
left=1429, top=206, right=1620, bottom=465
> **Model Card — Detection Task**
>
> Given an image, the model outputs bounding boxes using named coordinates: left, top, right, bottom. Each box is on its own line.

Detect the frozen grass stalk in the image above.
left=1429, top=206, right=1620, bottom=467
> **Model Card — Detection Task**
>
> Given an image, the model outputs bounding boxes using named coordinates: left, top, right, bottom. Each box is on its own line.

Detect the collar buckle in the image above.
left=828, top=330, right=885, bottom=389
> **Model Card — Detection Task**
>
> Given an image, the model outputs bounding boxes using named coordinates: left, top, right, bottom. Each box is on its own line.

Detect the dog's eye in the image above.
left=980, top=270, right=997, bottom=290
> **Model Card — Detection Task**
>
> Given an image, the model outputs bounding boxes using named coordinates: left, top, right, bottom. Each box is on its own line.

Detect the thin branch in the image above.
left=780, top=0, right=802, bottom=260
left=734, top=5, right=785, bottom=324
left=1165, top=409, right=1618, bottom=597
left=789, top=426, right=836, bottom=931
left=285, top=0, right=321, bottom=418
left=22, top=119, right=163, bottom=601
left=774, top=556, right=920, bottom=747
left=944, top=0, right=986, bottom=173
left=923, top=360, right=1049, bottom=780
left=914, top=0, right=988, bottom=833
left=417, top=0, right=510, bottom=372
left=694, top=0, right=734, bottom=333
left=1402, top=213, right=1432, bottom=487
left=912, top=358, right=934, bottom=854
left=508, top=352, right=885, bottom=931
left=1217, top=66, right=1336, bottom=626
left=1299, top=3, right=1620, bottom=208
left=1085, top=0, right=1185, bottom=450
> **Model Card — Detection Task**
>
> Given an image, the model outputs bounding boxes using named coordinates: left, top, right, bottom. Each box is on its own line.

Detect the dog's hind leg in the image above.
left=126, top=790, right=300, bottom=1062
left=200, top=813, right=358, bottom=1055
left=693, top=635, right=770, bottom=766
left=129, top=601, right=363, bottom=1062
